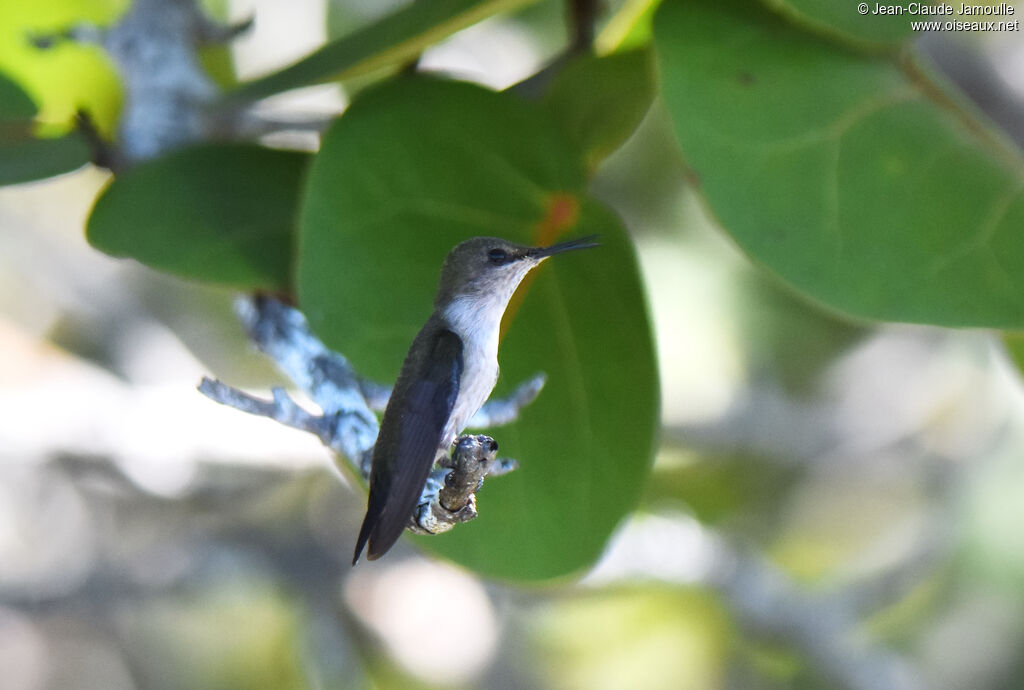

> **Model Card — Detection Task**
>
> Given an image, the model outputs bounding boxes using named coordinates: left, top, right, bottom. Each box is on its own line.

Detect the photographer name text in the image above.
left=867, top=3, right=1013, bottom=15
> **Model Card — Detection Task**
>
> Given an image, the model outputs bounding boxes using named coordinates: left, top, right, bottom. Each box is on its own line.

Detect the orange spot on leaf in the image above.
left=533, top=193, right=580, bottom=247
left=500, top=193, right=580, bottom=340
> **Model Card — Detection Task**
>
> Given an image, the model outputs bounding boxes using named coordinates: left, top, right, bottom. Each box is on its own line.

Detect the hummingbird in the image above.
left=352, top=234, right=599, bottom=564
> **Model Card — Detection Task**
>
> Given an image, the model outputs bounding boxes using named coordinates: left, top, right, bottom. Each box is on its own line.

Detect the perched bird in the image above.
left=352, top=235, right=599, bottom=563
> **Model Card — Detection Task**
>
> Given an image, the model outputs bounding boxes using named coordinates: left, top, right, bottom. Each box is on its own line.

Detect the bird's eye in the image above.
left=488, top=248, right=508, bottom=264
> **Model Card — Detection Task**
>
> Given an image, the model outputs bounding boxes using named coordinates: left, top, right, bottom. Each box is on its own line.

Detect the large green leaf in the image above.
left=87, top=144, right=307, bottom=291
left=299, top=78, right=658, bottom=581
left=232, top=0, right=537, bottom=102
left=655, top=0, right=1024, bottom=328
left=542, top=48, right=656, bottom=173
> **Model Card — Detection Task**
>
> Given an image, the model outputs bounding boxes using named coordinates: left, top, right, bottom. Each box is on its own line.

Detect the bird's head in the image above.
left=435, top=235, right=599, bottom=308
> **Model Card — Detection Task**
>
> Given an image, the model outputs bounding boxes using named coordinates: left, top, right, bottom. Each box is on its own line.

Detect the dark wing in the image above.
left=352, top=326, right=463, bottom=564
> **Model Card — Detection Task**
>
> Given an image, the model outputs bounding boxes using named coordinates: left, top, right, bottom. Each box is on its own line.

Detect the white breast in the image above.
left=441, top=296, right=502, bottom=447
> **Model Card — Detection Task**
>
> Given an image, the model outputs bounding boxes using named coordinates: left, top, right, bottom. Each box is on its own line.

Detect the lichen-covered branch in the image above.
left=231, top=296, right=379, bottom=473
left=199, top=296, right=544, bottom=536
left=469, top=374, right=547, bottom=427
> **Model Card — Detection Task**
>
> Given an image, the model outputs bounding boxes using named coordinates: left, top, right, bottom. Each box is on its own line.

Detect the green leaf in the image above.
left=299, top=78, right=658, bottom=581
left=197, top=0, right=239, bottom=89
left=0, top=132, right=90, bottom=185
left=0, top=72, right=37, bottom=121
left=87, top=144, right=307, bottom=291
left=761, top=0, right=917, bottom=47
left=542, top=49, right=656, bottom=173
left=595, top=0, right=664, bottom=54
left=655, top=0, right=1024, bottom=329
left=232, top=0, right=538, bottom=102
left=0, top=71, right=91, bottom=185
left=1004, top=333, right=1024, bottom=377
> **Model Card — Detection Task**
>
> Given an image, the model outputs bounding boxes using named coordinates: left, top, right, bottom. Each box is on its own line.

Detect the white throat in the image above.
left=443, top=293, right=505, bottom=349
left=441, top=260, right=538, bottom=347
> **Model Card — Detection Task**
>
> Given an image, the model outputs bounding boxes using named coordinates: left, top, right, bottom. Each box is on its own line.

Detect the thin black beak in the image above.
left=529, top=234, right=601, bottom=259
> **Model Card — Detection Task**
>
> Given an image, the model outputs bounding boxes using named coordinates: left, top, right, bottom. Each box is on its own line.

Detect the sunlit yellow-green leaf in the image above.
left=595, top=0, right=664, bottom=54
left=0, top=0, right=124, bottom=135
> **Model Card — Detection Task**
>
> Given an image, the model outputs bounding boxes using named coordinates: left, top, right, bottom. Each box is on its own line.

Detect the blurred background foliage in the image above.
left=2, top=0, right=1024, bottom=688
